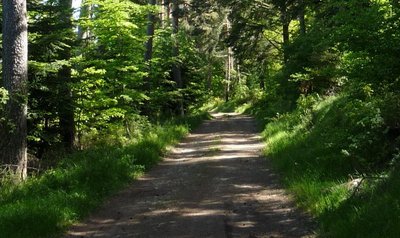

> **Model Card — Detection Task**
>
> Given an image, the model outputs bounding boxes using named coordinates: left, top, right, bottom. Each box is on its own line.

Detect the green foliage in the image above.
left=0, top=87, right=8, bottom=107
left=0, top=88, right=8, bottom=128
left=73, top=0, right=148, bottom=138
left=320, top=166, right=400, bottom=238
left=0, top=113, right=206, bottom=238
left=26, top=0, right=76, bottom=155
left=250, top=91, right=400, bottom=237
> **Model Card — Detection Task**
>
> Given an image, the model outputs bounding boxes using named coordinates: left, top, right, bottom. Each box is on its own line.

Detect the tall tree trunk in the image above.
left=260, top=74, right=265, bottom=90
left=161, top=0, right=170, bottom=26
left=144, top=0, right=157, bottom=90
left=58, top=67, right=75, bottom=151
left=298, top=0, right=306, bottom=35
left=58, top=0, right=75, bottom=151
left=171, top=0, right=184, bottom=116
left=259, top=62, right=266, bottom=90
left=280, top=3, right=290, bottom=64
left=224, top=16, right=233, bottom=102
left=207, top=61, right=212, bottom=90
left=225, top=46, right=233, bottom=102
left=0, top=0, right=28, bottom=181
left=282, top=21, right=289, bottom=63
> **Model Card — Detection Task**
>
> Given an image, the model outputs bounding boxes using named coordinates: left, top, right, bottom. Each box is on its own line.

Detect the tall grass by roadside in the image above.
left=247, top=93, right=400, bottom=237
left=0, top=112, right=208, bottom=238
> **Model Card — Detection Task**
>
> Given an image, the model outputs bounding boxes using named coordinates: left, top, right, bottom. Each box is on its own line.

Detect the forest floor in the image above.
left=65, top=113, right=315, bottom=238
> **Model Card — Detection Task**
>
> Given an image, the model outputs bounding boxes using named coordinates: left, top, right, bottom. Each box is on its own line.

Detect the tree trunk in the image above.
left=298, top=1, right=306, bottom=35
left=171, top=0, right=182, bottom=89
left=282, top=21, right=289, bottom=63
left=58, top=66, right=75, bottom=151
left=58, top=0, right=75, bottom=151
left=224, top=16, right=233, bottom=102
left=280, top=3, right=290, bottom=64
left=161, top=0, right=170, bottom=26
left=144, top=0, right=157, bottom=90
left=171, top=0, right=184, bottom=116
left=260, top=64, right=266, bottom=90
left=260, top=75, right=265, bottom=90
left=0, top=0, right=28, bottom=181
left=225, top=46, right=233, bottom=102
left=145, top=0, right=157, bottom=63
left=207, top=62, right=212, bottom=90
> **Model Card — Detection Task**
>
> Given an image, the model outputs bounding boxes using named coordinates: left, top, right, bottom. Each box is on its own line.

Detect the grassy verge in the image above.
left=0, top=112, right=209, bottom=238
left=247, top=93, right=400, bottom=237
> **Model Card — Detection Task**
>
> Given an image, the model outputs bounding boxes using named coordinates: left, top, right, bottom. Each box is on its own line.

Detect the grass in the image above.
left=250, top=93, right=400, bottom=237
left=0, top=112, right=209, bottom=238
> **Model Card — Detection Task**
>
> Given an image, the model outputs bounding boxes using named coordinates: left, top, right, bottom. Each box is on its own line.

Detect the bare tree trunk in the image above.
left=207, top=62, right=212, bottom=90
left=1, top=0, right=28, bottom=181
left=144, top=0, right=157, bottom=90
left=171, top=0, right=184, bottom=116
left=59, top=0, right=75, bottom=152
left=280, top=3, right=290, bottom=64
left=225, top=46, right=233, bottom=102
left=58, top=68, right=75, bottom=151
left=282, top=22, right=289, bottom=63
left=161, top=0, right=170, bottom=26
left=145, top=0, right=157, bottom=62
left=225, top=17, right=233, bottom=102
left=298, top=1, right=306, bottom=35
left=259, top=63, right=266, bottom=90
left=260, top=75, right=265, bottom=89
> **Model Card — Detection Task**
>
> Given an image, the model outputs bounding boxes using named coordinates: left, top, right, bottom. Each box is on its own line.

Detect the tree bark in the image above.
left=298, top=0, right=306, bottom=35
left=171, top=0, right=184, bottom=116
left=58, top=66, right=75, bottom=151
left=145, top=0, right=157, bottom=63
left=280, top=3, right=290, bottom=64
left=260, top=64, right=266, bottom=90
left=207, top=62, right=212, bottom=90
left=224, top=16, right=233, bottom=102
left=282, top=21, right=290, bottom=63
left=144, top=0, right=157, bottom=90
left=1, top=0, right=28, bottom=181
left=225, top=46, right=233, bottom=102
left=171, top=0, right=182, bottom=89
left=58, top=0, right=75, bottom=151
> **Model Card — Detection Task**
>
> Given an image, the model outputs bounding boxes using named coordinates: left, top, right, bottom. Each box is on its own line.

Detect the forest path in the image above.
left=66, top=113, right=315, bottom=238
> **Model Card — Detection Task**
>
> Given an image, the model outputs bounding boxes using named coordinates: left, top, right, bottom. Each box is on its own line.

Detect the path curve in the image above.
left=66, top=113, right=315, bottom=238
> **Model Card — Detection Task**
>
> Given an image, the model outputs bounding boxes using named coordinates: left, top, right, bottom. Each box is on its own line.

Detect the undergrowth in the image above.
left=222, top=90, right=400, bottom=237
left=0, top=112, right=208, bottom=238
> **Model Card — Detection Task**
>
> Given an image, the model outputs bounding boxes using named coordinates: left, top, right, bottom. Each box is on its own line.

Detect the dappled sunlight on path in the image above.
left=66, top=113, right=315, bottom=238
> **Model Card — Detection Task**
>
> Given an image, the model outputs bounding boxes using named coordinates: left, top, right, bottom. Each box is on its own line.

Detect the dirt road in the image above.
left=66, top=113, right=314, bottom=238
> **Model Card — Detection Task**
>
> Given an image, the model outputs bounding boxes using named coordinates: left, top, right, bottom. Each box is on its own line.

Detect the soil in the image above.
left=65, top=113, right=315, bottom=238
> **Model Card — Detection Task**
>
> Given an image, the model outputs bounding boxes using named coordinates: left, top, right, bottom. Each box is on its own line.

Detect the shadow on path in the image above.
left=66, top=113, right=315, bottom=238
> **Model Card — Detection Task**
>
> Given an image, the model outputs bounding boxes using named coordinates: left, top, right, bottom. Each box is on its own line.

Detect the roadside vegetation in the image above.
left=0, top=113, right=208, bottom=238
left=206, top=86, right=398, bottom=237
